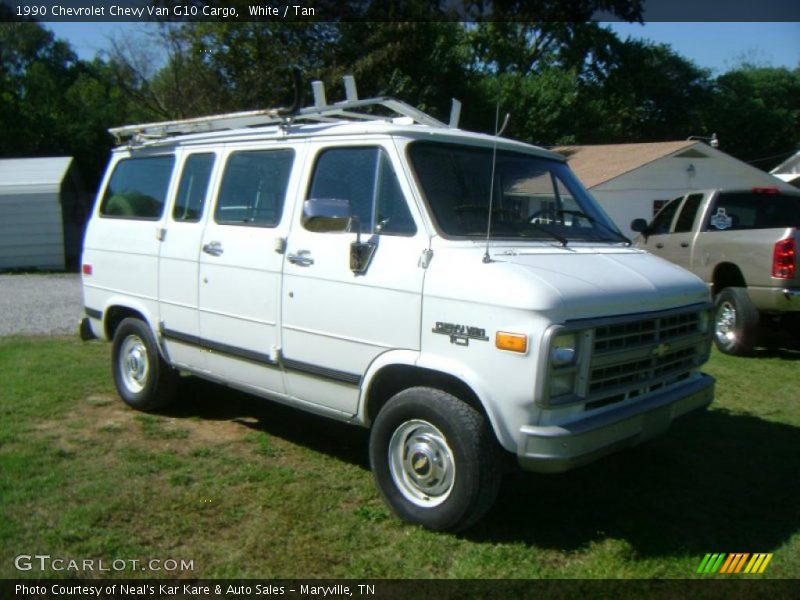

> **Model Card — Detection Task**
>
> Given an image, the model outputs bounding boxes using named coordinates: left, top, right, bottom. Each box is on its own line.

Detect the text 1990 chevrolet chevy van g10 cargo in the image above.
left=80, top=78, right=714, bottom=531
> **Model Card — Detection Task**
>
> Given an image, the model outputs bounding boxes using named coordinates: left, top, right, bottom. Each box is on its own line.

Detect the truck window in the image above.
left=99, top=155, right=175, bottom=219
left=674, top=193, right=704, bottom=233
left=706, top=192, right=800, bottom=231
left=215, top=149, right=294, bottom=227
left=649, top=198, right=681, bottom=234
left=173, top=153, right=215, bottom=222
left=307, top=147, right=416, bottom=236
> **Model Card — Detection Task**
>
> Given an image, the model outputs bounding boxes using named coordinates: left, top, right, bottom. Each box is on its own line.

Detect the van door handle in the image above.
left=202, top=241, right=224, bottom=256
left=680, top=242, right=690, bottom=248
left=287, top=250, right=314, bottom=266
left=655, top=243, right=664, bottom=249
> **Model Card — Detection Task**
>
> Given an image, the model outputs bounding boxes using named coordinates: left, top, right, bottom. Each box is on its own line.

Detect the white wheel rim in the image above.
left=388, top=419, right=455, bottom=508
left=119, top=334, right=149, bottom=394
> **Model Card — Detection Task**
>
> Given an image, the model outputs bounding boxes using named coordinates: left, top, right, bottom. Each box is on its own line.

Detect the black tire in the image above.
left=369, top=387, right=502, bottom=532
left=713, top=287, right=759, bottom=356
left=111, top=317, right=177, bottom=411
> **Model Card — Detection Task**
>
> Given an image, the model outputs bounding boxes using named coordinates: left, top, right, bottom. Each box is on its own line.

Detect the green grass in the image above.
left=1, top=336, right=799, bottom=579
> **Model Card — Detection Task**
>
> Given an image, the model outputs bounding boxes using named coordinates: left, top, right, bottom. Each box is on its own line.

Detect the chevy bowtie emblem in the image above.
left=652, top=343, right=671, bottom=358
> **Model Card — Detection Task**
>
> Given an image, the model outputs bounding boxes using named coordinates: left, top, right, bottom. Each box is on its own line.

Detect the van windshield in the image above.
left=408, top=141, right=623, bottom=243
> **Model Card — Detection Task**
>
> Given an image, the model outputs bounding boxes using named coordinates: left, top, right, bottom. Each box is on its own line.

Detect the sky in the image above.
left=45, top=21, right=800, bottom=74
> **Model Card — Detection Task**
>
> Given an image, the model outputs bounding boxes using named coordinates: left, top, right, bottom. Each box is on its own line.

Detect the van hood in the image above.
left=424, top=243, right=710, bottom=321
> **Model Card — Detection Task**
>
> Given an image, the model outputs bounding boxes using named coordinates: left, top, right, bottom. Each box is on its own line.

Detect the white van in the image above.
left=81, top=81, right=714, bottom=531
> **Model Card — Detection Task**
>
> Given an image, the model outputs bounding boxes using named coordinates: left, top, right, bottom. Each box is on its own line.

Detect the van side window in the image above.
left=173, top=153, right=215, bottom=222
left=307, top=147, right=416, bottom=236
left=215, top=149, right=294, bottom=227
left=99, top=155, right=175, bottom=219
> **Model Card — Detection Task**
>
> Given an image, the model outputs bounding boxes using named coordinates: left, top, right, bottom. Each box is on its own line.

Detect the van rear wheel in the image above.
left=369, top=387, right=501, bottom=531
left=111, top=318, right=177, bottom=411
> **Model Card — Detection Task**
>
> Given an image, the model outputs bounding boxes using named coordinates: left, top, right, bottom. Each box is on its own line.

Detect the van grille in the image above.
left=589, top=346, right=696, bottom=395
left=546, top=305, right=711, bottom=410
left=585, top=308, right=708, bottom=409
left=593, top=310, right=700, bottom=353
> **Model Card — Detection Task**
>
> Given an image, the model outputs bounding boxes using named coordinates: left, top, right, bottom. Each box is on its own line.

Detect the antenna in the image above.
left=483, top=105, right=510, bottom=264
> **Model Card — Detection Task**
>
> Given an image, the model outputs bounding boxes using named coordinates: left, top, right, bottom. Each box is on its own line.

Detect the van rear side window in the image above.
left=100, top=155, right=175, bottom=219
left=215, top=149, right=294, bottom=227
left=173, top=153, right=216, bottom=222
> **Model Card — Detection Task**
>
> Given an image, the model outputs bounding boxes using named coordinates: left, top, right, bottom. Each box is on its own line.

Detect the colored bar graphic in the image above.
left=696, top=554, right=712, bottom=573
left=697, top=553, right=773, bottom=575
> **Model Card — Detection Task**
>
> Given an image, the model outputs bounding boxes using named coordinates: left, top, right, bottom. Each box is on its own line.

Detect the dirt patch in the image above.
left=36, top=392, right=255, bottom=454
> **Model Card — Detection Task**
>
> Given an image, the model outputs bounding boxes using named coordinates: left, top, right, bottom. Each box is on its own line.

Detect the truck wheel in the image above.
left=369, top=387, right=501, bottom=532
left=111, top=317, right=177, bottom=411
left=713, top=287, right=759, bottom=356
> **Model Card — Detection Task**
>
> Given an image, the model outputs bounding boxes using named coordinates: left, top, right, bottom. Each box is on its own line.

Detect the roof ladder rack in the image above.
left=109, top=75, right=461, bottom=144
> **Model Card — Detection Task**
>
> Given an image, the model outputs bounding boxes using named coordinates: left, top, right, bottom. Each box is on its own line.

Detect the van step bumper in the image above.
left=79, top=317, right=97, bottom=341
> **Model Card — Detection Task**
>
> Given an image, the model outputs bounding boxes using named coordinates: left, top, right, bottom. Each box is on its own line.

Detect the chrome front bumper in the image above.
left=518, top=375, right=715, bottom=473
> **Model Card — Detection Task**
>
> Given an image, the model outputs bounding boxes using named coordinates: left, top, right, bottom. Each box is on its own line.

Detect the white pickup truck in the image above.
left=632, top=187, right=800, bottom=355
left=80, top=80, right=714, bottom=530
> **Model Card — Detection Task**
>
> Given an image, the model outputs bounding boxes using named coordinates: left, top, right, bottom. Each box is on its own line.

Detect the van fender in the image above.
left=413, top=352, right=515, bottom=452
left=357, top=349, right=515, bottom=453
left=357, top=349, right=421, bottom=421
left=100, top=295, right=159, bottom=344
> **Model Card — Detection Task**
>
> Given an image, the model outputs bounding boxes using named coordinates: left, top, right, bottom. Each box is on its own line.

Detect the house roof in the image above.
left=0, top=157, right=74, bottom=195
left=551, top=141, right=699, bottom=188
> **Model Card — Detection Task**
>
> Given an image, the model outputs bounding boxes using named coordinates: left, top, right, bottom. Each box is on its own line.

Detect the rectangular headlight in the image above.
left=551, top=332, right=577, bottom=367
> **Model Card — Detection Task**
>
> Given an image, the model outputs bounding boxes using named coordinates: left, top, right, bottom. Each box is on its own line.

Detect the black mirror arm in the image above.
left=350, top=215, right=362, bottom=244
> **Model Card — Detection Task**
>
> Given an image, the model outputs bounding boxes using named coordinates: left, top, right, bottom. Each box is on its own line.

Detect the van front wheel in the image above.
left=369, top=387, right=501, bottom=531
left=112, top=318, right=177, bottom=411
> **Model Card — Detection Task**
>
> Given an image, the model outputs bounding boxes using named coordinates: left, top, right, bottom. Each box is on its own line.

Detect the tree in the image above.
left=107, top=22, right=339, bottom=118
left=703, top=65, right=800, bottom=169
left=332, top=21, right=473, bottom=122
left=572, top=38, right=713, bottom=143
left=0, top=23, right=80, bottom=156
left=0, top=22, right=140, bottom=188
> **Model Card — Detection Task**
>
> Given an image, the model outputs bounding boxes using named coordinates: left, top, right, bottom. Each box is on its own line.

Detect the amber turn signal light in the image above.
left=496, top=332, right=528, bottom=353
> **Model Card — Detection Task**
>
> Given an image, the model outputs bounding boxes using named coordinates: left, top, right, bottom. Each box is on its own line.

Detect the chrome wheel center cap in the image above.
left=410, top=448, right=433, bottom=478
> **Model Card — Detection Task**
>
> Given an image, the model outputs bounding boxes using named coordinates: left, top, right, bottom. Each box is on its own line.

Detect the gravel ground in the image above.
left=0, top=273, right=83, bottom=336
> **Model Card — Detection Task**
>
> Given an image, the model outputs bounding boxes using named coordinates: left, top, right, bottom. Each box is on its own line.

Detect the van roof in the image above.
left=112, top=118, right=563, bottom=162
left=109, top=90, right=564, bottom=162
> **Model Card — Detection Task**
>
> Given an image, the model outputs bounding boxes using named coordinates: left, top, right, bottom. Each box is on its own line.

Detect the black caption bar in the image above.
left=2, top=0, right=799, bottom=22
left=4, top=579, right=800, bottom=600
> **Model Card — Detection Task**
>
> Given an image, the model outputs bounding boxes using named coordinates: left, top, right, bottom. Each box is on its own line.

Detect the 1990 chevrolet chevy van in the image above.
left=81, top=80, right=714, bottom=530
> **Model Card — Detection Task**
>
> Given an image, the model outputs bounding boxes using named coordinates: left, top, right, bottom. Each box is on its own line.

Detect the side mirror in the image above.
left=630, top=218, right=649, bottom=234
left=348, top=215, right=378, bottom=275
left=302, top=198, right=352, bottom=233
left=302, top=198, right=378, bottom=274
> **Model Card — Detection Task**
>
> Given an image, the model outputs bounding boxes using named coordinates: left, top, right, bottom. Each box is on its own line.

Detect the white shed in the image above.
left=553, top=141, right=795, bottom=238
left=0, top=157, right=87, bottom=271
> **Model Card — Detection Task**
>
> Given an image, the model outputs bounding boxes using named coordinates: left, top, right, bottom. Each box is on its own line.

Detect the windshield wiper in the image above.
left=558, top=209, right=632, bottom=245
left=466, top=223, right=568, bottom=247
left=520, top=222, right=568, bottom=247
